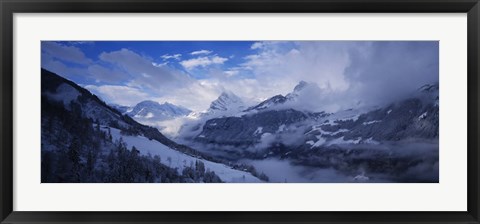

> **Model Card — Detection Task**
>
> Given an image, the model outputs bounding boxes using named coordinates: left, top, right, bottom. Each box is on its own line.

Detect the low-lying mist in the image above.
left=180, top=137, right=439, bottom=183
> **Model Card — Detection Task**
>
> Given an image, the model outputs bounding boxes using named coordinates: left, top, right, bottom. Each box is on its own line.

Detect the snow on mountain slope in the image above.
left=206, top=91, right=245, bottom=116
left=285, top=80, right=309, bottom=100
left=42, top=69, right=264, bottom=182
left=245, top=80, right=316, bottom=112
left=109, top=100, right=193, bottom=136
left=109, top=127, right=261, bottom=183
left=128, top=100, right=191, bottom=120
left=188, top=81, right=439, bottom=156
left=175, top=91, right=248, bottom=138
left=245, top=95, right=288, bottom=112
left=194, top=109, right=308, bottom=146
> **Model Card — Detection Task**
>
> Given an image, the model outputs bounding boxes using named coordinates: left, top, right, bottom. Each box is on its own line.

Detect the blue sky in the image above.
left=41, top=41, right=439, bottom=112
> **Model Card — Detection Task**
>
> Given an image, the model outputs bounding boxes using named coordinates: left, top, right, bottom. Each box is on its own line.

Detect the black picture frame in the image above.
left=1, top=0, right=479, bottom=223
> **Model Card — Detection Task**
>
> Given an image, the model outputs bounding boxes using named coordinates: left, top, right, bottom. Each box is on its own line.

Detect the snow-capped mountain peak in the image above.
left=128, top=100, right=191, bottom=120
left=415, top=82, right=439, bottom=106
left=246, top=81, right=316, bottom=112
left=286, top=80, right=312, bottom=100
left=293, top=80, right=309, bottom=92
left=208, top=91, right=244, bottom=113
left=245, top=94, right=288, bottom=111
left=418, top=83, right=439, bottom=93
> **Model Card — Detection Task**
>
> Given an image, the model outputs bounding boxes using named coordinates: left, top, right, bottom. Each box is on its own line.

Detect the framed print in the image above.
left=1, top=0, right=479, bottom=223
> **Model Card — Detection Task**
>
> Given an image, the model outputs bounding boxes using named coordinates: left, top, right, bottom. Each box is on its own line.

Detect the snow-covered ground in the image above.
left=109, top=127, right=262, bottom=183
left=326, top=136, right=361, bottom=146
left=362, top=120, right=381, bottom=125
left=253, top=127, right=263, bottom=135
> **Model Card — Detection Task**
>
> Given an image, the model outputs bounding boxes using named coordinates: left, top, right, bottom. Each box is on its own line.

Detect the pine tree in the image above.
left=68, top=138, right=81, bottom=182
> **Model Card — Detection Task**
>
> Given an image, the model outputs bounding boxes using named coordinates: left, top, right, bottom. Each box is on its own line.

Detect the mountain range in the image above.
left=181, top=80, right=439, bottom=182
left=41, top=69, right=264, bottom=183
left=41, top=68, right=439, bottom=183
left=192, top=81, right=438, bottom=147
left=112, top=100, right=192, bottom=120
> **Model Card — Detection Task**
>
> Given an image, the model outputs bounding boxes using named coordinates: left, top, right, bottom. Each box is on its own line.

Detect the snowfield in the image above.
left=109, top=127, right=262, bottom=183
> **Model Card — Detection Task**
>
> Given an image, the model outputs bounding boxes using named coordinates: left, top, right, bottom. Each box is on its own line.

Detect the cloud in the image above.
left=41, top=53, right=87, bottom=79
left=180, top=56, right=228, bottom=70
left=152, top=62, right=168, bottom=67
left=69, top=41, right=95, bottom=45
left=190, top=50, right=213, bottom=55
left=43, top=41, right=438, bottom=116
left=99, top=48, right=193, bottom=92
left=87, top=64, right=130, bottom=83
left=242, top=42, right=350, bottom=94
left=342, top=41, right=439, bottom=105
left=151, top=76, right=264, bottom=111
left=41, top=42, right=131, bottom=85
left=41, top=42, right=92, bottom=65
left=161, top=54, right=182, bottom=60
left=84, top=84, right=149, bottom=106
left=250, top=42, right=264, bottom=50
left=154, top=80, right=222, bottom=111
left=239, top=41, right=438, bottom=112
left=224, top=70, right=239, bottom=77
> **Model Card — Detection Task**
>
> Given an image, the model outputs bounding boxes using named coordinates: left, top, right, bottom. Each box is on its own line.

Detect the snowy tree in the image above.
left=195, top=160, right=206, bottom=174
left=67, top=138, right=81, bottom=182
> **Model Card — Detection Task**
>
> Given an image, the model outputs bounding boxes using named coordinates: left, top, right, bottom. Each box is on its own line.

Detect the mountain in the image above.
left=245, top=81, right=312, bottom=112
left=127, top=100, right=191, bottom=121
left=110, top=104, right=132, bottom=114
left=174, top=91, right=247, bottom=140
left=195, top=83, right=439, bottom=149
left=195, top=109, right=309, bottom=146
left=41, top=68, right=199, bottom=157
left=206, top=91, right=245, bottom=115
left=109, top=101, right=192, bottom=137
left=293, top=80, right=309, bottom=92
left=286, top=80, right=310, bottom=99
left=110, top=101, right=191, bottom=121
left=245, top=95, right=288, bottom=112
left=41, top=69, right=263, bottom=183
left=187, top=82, right=439, bottom=182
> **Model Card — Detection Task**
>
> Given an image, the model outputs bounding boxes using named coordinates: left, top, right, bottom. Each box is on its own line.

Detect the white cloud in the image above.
left=250, top=42, right=264, bottom=49
left=161, top=54, right=182, bottom=60
left=41, top=53, right=88, bottom=80
left=41, top=47, right=130, bottom=84
left=84, top=84, right=149, bottom=106
left=152, top=62, right=168, bottom=67
left=190, top=50, right=213, bottom=55
left=87, top=64, right=130, bottom=83
left=69, top=41, right=95, bottom=45
left=154, top=82, right=219, bottom=111
left=99, top=48, right=193, bottom=93
left=155, top=77, right=281, bottom=111
left=41, top=42, right=92, bottom=65
left=180, top=56, right=228, bottom=70
left=150, top=78, right=265, bottom=111
left=240, top=42, right=355, bottom=103
left=45, top=41, right=438, bottom=115
left=224, top=70, right=239, bottom=77
left=239, top=41, right=439, bottom=112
